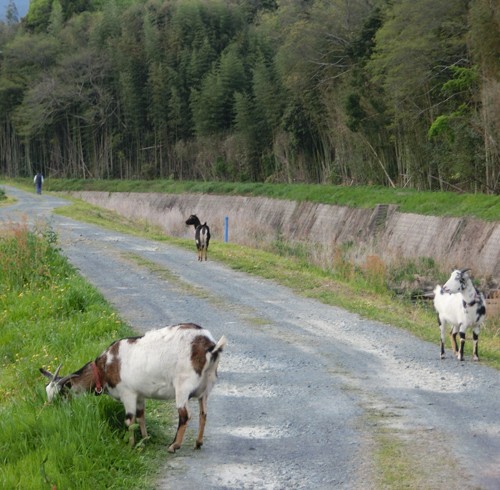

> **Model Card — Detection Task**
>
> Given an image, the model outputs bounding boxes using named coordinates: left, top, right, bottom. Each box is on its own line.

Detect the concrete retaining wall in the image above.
left=70, top=191, right=500, bottom=283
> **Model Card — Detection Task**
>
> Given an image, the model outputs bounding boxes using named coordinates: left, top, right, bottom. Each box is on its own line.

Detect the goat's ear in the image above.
left=40, top=364, right=63, bottom=380
left=39, top=367, right=53, bottom=379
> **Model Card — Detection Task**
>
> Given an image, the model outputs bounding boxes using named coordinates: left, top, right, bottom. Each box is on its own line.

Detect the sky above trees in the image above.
left=0, top=1, right=29, bottom=21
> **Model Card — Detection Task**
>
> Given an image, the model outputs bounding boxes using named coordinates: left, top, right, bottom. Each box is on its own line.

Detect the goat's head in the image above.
left=185, top=214, right=201, bottom=227
left=442, top=268, right=471, bottom=293
left=39, top=364, right=76, bottom=401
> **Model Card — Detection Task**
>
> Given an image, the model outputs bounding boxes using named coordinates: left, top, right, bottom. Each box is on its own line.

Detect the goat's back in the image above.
left=106, top=323, right=220, bottom=400
left=196, top=224, right=210, bottom=249
left=433, top=286, right=484, bottom=327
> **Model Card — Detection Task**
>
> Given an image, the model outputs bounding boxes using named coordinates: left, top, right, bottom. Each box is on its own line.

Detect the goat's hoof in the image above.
left=168, top=444, right=179, bottom=453
left=195, top=441, right=203, bottom=450
left=440, top=354, right=445, bottom=360
left=473, top=356, right=479, bottom=362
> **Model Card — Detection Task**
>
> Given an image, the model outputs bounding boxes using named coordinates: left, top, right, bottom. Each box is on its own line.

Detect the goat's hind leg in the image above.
left=195, top=396, right=208, bottom=449
left=168, top=404, right=190, bottom=453
left=439, top=317, right=446, bottom=359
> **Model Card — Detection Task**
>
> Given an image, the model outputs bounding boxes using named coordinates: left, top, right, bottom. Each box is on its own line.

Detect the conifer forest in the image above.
left=0, top=0, right=499, bottom=193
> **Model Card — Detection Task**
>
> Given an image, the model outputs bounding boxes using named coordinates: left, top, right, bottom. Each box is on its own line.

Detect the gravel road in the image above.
left=1, top=186, right=499, bottom=489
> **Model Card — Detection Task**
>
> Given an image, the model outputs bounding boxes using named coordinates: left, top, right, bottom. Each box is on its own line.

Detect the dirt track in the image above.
left=1, top=186, right=499, bottom=489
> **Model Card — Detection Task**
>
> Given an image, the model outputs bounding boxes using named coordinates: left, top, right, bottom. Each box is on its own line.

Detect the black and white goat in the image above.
left=40, top=323, right=226, bottom=453
left=185, top=214, right=210, bottom=261
left=433, top=269, right=486, bottom=361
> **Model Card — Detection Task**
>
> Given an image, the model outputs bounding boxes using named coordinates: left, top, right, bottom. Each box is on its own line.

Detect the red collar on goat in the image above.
left=91, top=361, right=104, bottom=394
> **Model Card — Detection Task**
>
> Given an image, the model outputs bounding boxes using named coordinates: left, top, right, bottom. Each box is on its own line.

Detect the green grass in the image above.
left=3, top=177, right=500, bottom=221
left=0, top=225, right=173, bottom=489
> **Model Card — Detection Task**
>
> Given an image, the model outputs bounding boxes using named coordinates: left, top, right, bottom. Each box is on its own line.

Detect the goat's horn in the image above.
left=58, top=373, right=79, bottom=386
left=460, top=268, right=471, bottom=274
left=53, top=364, right=63, bottom=380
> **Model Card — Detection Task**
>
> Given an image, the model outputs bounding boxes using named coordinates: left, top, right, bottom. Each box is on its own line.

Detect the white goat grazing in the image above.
left=433, top=269, right=486, bottom=361
left=40, top=323, right=226, bottom=452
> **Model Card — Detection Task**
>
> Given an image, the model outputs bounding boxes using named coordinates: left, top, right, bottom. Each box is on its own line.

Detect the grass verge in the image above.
left=0, top=224, right=173, bottom=489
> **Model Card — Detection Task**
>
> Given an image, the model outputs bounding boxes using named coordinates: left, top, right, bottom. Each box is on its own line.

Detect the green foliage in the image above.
left=441, top=66, right=479, bottom=95
left=0, top=0, right=498, bottom=193
left=428, top=115, right=451, bottom=140
left=428, top=63, right=484, bottom=188
left=24, top=0, right=53, bottom=32
left=47, top=0, right=64, bottom=36
left=191, top=68, right=223, bottom=136
left=345, top=93, right=365, bottom=132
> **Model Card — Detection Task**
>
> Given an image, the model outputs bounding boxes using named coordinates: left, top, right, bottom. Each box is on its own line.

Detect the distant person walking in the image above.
left=34, top=172, right=44, bottom=194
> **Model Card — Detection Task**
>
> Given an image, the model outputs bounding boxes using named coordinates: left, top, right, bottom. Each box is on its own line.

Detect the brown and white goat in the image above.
left=40, top=323, right=226, bottom=453
left=185, top=214, right=210, bottom=261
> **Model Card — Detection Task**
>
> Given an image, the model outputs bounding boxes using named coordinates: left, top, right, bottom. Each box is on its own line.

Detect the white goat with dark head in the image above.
left=40, top=323, right=226, bottom=452
left=433, top=269, right=486, bottom=361
left=185, top=214, right=210, bottom=261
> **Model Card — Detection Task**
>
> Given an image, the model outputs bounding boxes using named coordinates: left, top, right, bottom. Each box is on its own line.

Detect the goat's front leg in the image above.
left=124, top=397, right=140, bottom=447
left=458, top=331, right=466, bottom=361
left=195, top=396, right=208, bottom=449
left=472, top=329, right=480, bottom=361
left=125, top=413, right=137, bottom=447
left=168, top=406, right=190, bottom=453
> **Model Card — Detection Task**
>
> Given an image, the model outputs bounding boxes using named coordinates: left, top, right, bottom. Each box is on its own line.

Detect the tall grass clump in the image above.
left=0, top=223, right=62, bottom=293
left=0, top=224, right=171, bottom=489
